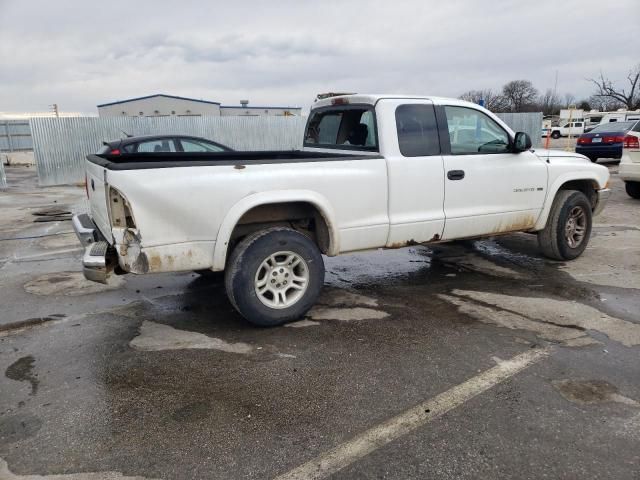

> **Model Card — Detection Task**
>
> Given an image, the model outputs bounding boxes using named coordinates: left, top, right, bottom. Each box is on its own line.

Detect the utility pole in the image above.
left=50, top=104, right=59, bottom=117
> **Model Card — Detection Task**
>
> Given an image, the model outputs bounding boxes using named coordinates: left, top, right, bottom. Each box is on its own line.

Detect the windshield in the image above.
left=590, top=121, right=635, bottom=133
left=304, top=106, right=378, bottom=151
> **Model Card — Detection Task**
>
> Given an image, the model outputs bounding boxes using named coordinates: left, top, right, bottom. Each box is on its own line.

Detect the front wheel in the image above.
left=225, top=227, right=324, bottom=326
left=551, top=131, right=561, bottom=139
left=625, top=181, right=640, bottom=199
left=537, top=190, right=592, bottom=260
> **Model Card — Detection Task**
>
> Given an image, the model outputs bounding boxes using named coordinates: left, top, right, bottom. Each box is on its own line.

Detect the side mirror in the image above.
left=513, top=132, right=532, bottom=152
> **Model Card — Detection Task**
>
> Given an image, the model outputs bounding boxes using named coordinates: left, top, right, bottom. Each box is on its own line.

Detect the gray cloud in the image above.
left=1, top=0, right=638, bottom=114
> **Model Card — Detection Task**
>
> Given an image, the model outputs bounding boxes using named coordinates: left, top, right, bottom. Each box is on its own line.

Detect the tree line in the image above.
left=459, top=64, right=640, bottom=115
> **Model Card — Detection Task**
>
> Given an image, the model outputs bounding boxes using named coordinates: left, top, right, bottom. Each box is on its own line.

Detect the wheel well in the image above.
left=558, top=180, right=598, bottom=209
left=228, top=202, right=331, bottom=257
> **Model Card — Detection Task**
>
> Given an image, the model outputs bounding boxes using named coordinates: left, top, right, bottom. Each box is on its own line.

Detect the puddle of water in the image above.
left=552, top=379, right=639, bottom=406
left=5, top=355, right=38, bottom=395
left=130, top=321, right=253, bottom=354
left=24, top=272, right=124, bottom=296
left=324, top=247, right=434, bottom=288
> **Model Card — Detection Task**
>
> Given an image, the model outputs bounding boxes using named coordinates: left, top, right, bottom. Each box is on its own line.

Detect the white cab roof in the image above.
left=312, top=94, right=480, bottom=110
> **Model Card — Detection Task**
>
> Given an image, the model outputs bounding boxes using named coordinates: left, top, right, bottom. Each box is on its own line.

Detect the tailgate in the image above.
left=85, top=158, right=113, bottom=243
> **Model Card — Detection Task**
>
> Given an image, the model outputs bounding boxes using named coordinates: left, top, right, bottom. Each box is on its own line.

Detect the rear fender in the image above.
left=212, top=190, right=339, bottom=271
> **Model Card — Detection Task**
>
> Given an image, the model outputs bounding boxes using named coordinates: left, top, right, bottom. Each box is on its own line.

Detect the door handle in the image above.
left=447, top=170, right=465, bottom=180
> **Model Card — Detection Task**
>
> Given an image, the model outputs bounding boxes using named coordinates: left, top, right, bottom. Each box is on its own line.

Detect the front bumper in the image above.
left=593, top=188, right=611, bottom=216
left=72, top=213, right=114, bottom=284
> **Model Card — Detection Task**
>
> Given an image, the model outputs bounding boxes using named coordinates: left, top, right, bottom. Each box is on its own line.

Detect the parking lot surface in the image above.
left=1, top=163, right=639, bottom=479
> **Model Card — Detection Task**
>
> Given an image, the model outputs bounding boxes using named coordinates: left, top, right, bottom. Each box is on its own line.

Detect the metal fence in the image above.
left=0, top=120, right=33, bottom=152
left=496, top=112, right=543, bottom=148
left=30, top=112, right=543, bottom=186
left=0, top=161, right=6, bottom=189
left=31, top=116, right=306, bottom=185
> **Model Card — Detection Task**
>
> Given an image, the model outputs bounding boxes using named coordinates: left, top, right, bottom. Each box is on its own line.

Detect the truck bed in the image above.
left=87, top=151, right=382, bottom=170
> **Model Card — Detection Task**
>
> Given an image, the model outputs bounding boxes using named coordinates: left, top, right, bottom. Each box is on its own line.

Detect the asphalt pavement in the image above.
left=0, top=163, right=638, bottom=479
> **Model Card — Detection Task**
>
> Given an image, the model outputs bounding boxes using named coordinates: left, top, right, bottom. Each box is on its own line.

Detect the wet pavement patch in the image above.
left=23, top=272, right=124, bottom=296
left=552, top=379, right=639, bottom=406
left=5, top=355, right=38, bottom=395
left=0, top=415, right=42, bottom=445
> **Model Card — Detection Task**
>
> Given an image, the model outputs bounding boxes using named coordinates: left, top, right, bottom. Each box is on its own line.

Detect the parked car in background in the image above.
left=620, top=120, right=640, bottom=198
left=575, top=120, right=638, bottom=162
left=99, top=135, right=232, bottom=155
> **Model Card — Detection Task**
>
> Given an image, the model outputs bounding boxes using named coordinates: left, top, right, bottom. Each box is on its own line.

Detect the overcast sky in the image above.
left=1, top=0, right=638, bottom=114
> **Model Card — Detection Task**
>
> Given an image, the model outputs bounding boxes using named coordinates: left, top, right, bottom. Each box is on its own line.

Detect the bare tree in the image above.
left=539, top=88, right=560, bottom=115
left=502, top=80, right=539, bottom=112
left=588, top=65, right=640, bottom=110
left=459, top=89, right=508, bottom=112
left=564, top=93, right=576, bottom=108
left=588, top=94, right=624, bottom=112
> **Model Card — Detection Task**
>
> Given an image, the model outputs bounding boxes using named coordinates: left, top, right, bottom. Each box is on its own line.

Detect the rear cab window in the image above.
left=395, top=104, right=440, bottom=156
left=304, top=106, right=378, bottom=151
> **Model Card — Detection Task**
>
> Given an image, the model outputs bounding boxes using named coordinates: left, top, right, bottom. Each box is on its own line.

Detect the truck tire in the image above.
left=224, top=227, right=324, bottom=326
left=625, top=181, right=640, bottom=199
left=551, top=131, right=561, bottom=139
left=537, top=190, right=592, bottom=260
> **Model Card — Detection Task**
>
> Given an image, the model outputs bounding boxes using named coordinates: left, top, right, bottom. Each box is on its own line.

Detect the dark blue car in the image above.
left=576, top=120, right=639, bottom=162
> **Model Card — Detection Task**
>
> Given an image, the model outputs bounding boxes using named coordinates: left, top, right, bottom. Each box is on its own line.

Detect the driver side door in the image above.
left=440, top=105, right=547, bottom=240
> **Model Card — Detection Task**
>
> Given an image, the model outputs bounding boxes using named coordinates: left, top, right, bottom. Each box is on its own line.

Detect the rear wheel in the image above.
left=225, top=227, right=324, bottom=326
left=626, top=181, right=640, bottom=199
left=538, top=190, right=592, bottom=260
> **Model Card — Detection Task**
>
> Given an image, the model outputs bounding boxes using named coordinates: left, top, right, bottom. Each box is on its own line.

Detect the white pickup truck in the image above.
left=73, top=94, right=611, bottom=326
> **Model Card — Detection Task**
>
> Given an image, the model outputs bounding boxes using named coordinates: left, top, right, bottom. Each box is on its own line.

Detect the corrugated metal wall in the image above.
left=31, top=116, right=307, bottom=185
left=30, top=112, right=543, bottom=186
left=0, top=160, right=6, bottom=189
left=0, top=120, right=33, bottom=152
left=496, top=112, right=543, bottom=148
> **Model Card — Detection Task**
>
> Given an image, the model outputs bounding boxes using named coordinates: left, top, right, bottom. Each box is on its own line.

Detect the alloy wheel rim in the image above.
left=254, top=251, right=309, bottom=309
left=565, top=206, right=587, bottom=248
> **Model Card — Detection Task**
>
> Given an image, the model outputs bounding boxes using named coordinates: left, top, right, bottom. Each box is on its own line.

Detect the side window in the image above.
left=574, top=122, right=583, bottom=127
left=395, top=104, right=440, bottom=157
left=304, top=107, right=378, bottom=150
left=633, top=121, right=640, bottom=133
left=136, top=139, right=177, bottom=152
left=180, top=139, right=225, bottom=152
left=444, top=106, right=510, bottom=155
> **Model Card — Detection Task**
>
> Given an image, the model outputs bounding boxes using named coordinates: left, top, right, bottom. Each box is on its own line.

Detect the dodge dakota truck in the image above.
left=73, top=94, right=611, bottom=326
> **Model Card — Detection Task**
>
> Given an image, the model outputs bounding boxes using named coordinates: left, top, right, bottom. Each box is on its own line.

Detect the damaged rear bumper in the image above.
left=72, top=214, right=115, bottom=284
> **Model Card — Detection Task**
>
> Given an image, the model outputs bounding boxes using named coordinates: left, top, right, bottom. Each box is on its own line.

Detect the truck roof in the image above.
left=312, top=94, right=478, bottom=109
